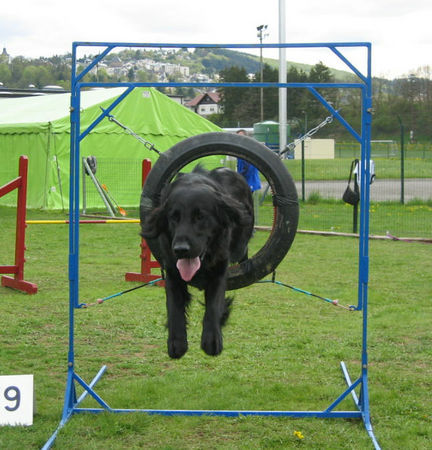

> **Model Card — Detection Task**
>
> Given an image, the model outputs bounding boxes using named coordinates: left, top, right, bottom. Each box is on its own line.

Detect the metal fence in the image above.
left=336, top=141, right=432, bottom=160
left=83, top=151, right=432, bottom=239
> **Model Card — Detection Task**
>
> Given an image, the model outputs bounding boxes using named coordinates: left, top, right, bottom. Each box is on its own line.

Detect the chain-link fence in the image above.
left=82, top=146, right=432, bottom=239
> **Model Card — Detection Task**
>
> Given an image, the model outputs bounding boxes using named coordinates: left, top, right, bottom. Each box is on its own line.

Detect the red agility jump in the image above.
left=125, top=159, right=164, bottom=285
left=0, top=156, right=38, bottom=294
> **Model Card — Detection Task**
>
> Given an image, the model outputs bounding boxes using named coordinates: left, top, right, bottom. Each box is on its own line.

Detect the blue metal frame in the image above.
left=43, top=42, right=379, bottom=450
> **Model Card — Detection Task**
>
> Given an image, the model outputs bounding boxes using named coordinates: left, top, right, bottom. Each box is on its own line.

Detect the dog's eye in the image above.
left=169, top=210, right=180, bottom=223
left=192, top=209, right=205, bottom=222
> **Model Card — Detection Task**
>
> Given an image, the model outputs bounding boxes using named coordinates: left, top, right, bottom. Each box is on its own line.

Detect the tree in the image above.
left=286, top=66, right=308, bottom=123
left=260, top=64, right=279, bottom=121
left=127, top=68, right=135, bottom=82
left=20, top=65, right=52, bottom=88
left=0, top=63, right=12, bottom=85
left=305, top=61, right=337, bottom=127
left=95, top=68, right=111, bottom=83
left=10, top=57, right=27, bottom=84
left=136, top=70, right=158, bottom=83
left=217, top=66, right=252, bottom=127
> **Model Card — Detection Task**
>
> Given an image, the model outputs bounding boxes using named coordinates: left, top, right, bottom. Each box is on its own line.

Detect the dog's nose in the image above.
left=173, top=241, right=191, bottom=258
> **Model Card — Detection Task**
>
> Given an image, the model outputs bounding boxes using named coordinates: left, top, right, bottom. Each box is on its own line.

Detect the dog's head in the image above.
left=141, top=173, right=249, bottom=281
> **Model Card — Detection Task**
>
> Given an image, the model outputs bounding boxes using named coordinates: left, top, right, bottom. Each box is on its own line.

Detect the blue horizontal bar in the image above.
left=73, top=407, right=362, bottom=418
left=78, top=81, right=364, bottom=90
left=73, top=41, right=371, bottom=51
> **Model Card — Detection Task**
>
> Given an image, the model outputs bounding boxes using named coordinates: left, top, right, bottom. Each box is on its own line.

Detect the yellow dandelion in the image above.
left=294, top=430, right=304, bottom=439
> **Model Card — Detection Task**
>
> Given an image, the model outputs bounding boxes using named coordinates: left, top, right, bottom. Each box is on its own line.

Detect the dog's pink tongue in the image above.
left=176, top=257, right=201, bottom=281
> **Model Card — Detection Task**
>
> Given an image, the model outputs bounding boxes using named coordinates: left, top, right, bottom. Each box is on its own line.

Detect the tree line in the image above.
left=1, top=52, right=431, bottom=140
left=211, top=63, right=336, bottom=132
left=211, top=63, right=432, bottom=141
left=0, top=55, right=71, bottom=90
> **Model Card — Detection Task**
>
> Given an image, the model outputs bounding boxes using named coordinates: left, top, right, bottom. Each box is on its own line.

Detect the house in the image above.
left=186, top=91, right=222, bottom=116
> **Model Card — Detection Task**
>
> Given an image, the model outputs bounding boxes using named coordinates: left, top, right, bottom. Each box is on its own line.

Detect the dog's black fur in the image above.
left=141, top=166, right=254, bottom=358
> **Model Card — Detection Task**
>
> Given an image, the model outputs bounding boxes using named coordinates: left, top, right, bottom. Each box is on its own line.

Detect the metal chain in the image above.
left=104, top=110, right=161, bottom=155
left=280, top=115, right=333, bottom=156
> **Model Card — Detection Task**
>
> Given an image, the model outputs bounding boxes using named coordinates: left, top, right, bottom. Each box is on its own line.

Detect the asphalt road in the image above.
left=294, top=178, right=432, bottom=202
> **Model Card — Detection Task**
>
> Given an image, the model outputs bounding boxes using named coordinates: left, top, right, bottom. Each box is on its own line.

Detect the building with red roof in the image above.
left=186, top=91, right=222, bottom=116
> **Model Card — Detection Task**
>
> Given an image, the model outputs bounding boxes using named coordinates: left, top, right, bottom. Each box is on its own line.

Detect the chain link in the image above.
left=106, top=112, right=161, bottom=155
left=280, top=115, right=333, bottom=156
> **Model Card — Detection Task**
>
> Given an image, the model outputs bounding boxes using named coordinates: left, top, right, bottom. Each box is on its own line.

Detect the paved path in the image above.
left=294, top=178, right=432, bottom=202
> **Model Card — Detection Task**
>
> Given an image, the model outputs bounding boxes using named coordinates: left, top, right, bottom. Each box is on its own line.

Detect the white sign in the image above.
left=0, top=375, right=33, bottom=426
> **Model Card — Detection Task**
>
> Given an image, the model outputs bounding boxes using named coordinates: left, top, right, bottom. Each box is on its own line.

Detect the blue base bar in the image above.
left=43, top=362, right=380, bottom=450
left=73, top=407, right=363, bottom=418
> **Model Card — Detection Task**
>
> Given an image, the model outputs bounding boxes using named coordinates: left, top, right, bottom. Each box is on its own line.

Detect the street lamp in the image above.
left=301, top=110, right=308, bottom=201
left=408, top=73, right=417, bottom=142
left=257, top=24, right=268, bottom=122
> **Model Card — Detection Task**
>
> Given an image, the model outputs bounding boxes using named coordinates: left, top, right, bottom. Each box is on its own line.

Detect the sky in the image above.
left=1, top=0, right=431, bottom=80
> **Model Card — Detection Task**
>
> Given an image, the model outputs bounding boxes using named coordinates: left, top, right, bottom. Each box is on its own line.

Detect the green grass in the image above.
left=256, top=198, right=432, bottom=238
left=0, top=206, right=431, bottom=449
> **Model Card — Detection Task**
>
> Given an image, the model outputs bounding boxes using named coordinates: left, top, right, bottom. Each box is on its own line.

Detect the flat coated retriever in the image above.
left=141, top=166, right=254, bottom=358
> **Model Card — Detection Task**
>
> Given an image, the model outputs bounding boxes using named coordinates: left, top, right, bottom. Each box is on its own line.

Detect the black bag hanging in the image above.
left=342, top=159, right=360, bottom=205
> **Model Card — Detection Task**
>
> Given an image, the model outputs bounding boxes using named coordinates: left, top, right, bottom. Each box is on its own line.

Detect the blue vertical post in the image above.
left=357, top=43, right=373, bottom=430
left=63, top=42, right=81, bottom=421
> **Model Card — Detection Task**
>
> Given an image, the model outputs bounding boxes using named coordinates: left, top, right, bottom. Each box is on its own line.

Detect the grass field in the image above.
left=256, top=198, right=432, bottom=239
left=0, top=205, right=431, bottom=449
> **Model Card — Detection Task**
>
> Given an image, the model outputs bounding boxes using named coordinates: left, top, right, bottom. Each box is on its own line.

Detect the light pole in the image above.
left=257, top=24, right=268, bottom=122
left=408, top=73, right=417, bottom=143
left=278, top=0, right=287, bottom=155
left=301, top=110, right=308, bottom=201
left=397, top=115, right=405, bottom=204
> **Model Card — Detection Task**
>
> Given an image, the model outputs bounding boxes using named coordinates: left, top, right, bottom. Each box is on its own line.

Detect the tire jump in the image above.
left=140, top=132, right=299, bottom=290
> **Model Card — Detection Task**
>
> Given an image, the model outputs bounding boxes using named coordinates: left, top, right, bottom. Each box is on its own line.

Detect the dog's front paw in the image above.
left=168, top=338, right=188, bottom=359
left=201, top=329, right=223, bottom=356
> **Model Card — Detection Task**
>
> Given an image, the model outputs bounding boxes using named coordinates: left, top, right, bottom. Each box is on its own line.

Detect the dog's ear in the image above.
left=140, top=182, right=174, bottom=239
left=141, top=203, right=167, bottom=239
left=216, top=193, right=251, bottom=228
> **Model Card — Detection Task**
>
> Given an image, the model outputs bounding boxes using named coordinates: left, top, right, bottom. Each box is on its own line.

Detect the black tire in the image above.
left=140, top=132, right=299, bottom=290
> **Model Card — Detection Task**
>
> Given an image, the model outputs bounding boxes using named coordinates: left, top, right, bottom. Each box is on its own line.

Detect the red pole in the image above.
left=125, top=159, right=164, bottom=285
left=15, top=156, right=28, bottom=281
left=142, top=158, right=152, bottom=185
left=1, top=156, right=38, bottom=294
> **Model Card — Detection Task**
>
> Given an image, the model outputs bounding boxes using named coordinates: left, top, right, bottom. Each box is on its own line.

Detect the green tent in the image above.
left=0, top=87, right=221, bottom=210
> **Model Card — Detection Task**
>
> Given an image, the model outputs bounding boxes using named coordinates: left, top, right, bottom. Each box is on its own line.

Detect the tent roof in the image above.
left=0, top=87, right=221, bottom=137
left=0, top=87, right=128, bottom=124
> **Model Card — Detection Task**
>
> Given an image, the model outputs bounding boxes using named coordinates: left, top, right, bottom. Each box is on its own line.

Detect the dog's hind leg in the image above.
left=165, top=274, right=190, bottom=359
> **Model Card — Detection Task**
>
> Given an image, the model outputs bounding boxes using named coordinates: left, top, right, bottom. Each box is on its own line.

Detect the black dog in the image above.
left=141, top=166, right=254, bottom=359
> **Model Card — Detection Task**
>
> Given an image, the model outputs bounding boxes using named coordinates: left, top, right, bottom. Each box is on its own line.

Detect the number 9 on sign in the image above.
left=0, top=375, right=33, bottom=426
